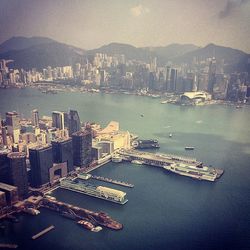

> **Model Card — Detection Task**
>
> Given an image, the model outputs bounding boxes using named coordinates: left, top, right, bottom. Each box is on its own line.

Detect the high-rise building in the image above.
left=31, top=109, right=39, bottom=127
left=72, top=128, right=92, bottom=168
left=68, top=110, right=80, bottom=136
left=1, top=121, right=8, bottom=146
left=29, top=145, right=53, bottom=188
left=0, top=150, right=11, bottom=184
left=169, top=69, right=178, bottom=92
left=52, top=138, right=74, bottom=172
left=52, top=111, right=65, bottom=130
left=165, top=66, right=171, bottom=91
left=5, top=111, right=20, bottom=143
left=63, top=111, right=69, bottom=129
left=7, top=152, right=28, bottom=199
left=208, top=58, right=216, bottom=94
left=6, top=111, right=20, bottom=130
left=0, top=191, right=7, bottom=209
left=0, top=182, right=18, bottom=205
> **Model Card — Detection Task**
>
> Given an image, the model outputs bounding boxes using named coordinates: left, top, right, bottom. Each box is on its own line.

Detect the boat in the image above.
left=77, top=173, right=92, bottom=180
left=163, top=163, right=221, bottom=181
left=77, top=219, right=102, bottom=232
left=151, top=94, right=160, bottom=98
left=236, top=105, right=243, bottom=109
left=60, top=179, right=128, bottom=204
left=95, top=211, right=123, bottom=230
left=91, top=226, right=102, bottom=232
left=112, top=155, right=123, bottom=163
left=185, top=146, right=195, bottom=150
left=161, top=100, right=168, bottom=104
left=169, top=133, right=172, bottom=138
left=24, top=208, right=40, bottom=215
left=132, top=139, right=160, bottom=149
left=131, top=160, right=144, bottom=165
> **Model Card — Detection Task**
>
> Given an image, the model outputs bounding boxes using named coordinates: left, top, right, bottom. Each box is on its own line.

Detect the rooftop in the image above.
left=51, top=137, right=72, bottom=143
left=0, top=182, right=17, bottom=191
left=72, top=129, right=91, bottom=137
left=29, top=144, right=52, bottom=151
left=7, top=152, right=26, bottom=159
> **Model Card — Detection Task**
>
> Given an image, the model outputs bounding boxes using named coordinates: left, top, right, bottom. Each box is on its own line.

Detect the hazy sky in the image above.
left=1, top=0, right=250, bottom=52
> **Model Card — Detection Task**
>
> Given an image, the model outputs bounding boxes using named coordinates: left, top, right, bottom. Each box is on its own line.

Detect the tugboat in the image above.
left=131, top=160, right=144, bottom=165
left=132, top=139, right=159, bottom=149
left=77, top=219, right=102, bottom=232
left=185, top=146, right=195, bottom=150
left=112, top=154, right=123, bottom=163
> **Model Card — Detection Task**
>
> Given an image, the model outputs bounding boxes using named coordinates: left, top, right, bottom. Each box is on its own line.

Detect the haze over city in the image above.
left=1, top=0, right=250, bottom=52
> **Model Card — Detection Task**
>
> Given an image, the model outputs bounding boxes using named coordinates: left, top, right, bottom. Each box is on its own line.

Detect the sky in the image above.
left=0, top=0, right=250, bottom=52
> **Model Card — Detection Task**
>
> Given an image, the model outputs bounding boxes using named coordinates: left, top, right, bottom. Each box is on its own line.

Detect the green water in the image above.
left=0, top=88, right=249, bottom=250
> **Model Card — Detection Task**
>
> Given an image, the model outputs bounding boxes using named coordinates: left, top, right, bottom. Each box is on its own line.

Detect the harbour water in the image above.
left=0, top=88, right=250, bottom=250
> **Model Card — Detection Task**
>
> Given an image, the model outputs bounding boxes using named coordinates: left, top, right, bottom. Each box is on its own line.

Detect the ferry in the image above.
left=60, top=179, right=128, bottom=204
left=161, top=100, right=168, bottom=104
left=24, top=208, right=40, bottom=215
left=77, top=173, right=91, bottom=180
left=185, top=146, right=195, bottom=150
left=163, top=163, right=220, bottom=182
left=131, top=160, right=144, bottom=165
left=132, top=139, right=160, bottom=149
left=112, top=155, right=123, bottom=163
left=77, top=220, right=102, bottom=232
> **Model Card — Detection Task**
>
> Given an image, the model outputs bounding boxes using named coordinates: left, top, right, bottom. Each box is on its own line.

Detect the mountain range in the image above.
left=0, top=36, right=249, bottom=73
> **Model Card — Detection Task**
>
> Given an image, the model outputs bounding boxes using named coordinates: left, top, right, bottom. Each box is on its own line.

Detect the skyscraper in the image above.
left=7, top=152, right=28, bottom=199
left=0, top=150, right=10, bottom=184
left=208, top=58, right=216, bottom=94
left=52, top=138, right=74, bottom=172
left=1, top=120, right=8, bottom=146
left=63, top=111, right=69, bottom=129
left=5, top=111, right=20, bottom=130
left=169, top=68, right=178, bottom=92
left=29, top=145, right=53, bottom=188
left=5, top=111, right=20, bottom=143
left=31, top=109, right=39, bottom=127
left=52, top=111, right=65, bottom=130
left=165, top=66, right=171, bottom=91
left=68, top=110, right=80, bottom=136
left=72, top=128, right=92, bottom=168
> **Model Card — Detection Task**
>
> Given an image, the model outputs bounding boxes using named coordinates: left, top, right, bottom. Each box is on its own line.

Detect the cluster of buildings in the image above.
left=1, top=53, right=249, bottom=102
left=0, top=109, right=131, bottom=212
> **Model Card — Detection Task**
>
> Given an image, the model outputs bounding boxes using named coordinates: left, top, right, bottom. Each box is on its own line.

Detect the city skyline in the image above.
left=1, top=0, right=250, bottom=53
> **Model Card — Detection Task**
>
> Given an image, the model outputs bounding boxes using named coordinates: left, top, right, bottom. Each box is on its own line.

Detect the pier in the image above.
left=31, top=225, right=55, bottom=240
left=41, top=198, right=123, bottom=230
left=81, top=156, right=111, bottom=173
left=119, top=149, right=202, bottom=167
left=91, top=175, right=134, bottom=188
left=0, top=244, right=18, bottom=249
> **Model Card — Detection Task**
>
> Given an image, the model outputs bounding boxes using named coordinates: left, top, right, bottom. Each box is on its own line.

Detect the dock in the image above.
left=32, top=225, right=55, bottom=240
left=91, top=175, right=134, bottom=188
left=118, top=149, right=224, bottom=180
left=0, top=244, right=18, bottom=249
left=82, top=157, right=111, bottom=173
left=41, top=198, right=123, bottom=230
left=119, top=149, right=202, bottom=167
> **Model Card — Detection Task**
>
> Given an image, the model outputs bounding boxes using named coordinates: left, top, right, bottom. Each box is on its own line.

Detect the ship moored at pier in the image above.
left=60, top=179, right=128, bottom=204
left=41, top=197, right=123, bottom=230
left=118, top=149, right=224, bottom=181
left=163, top=163, right=223, bottom=181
